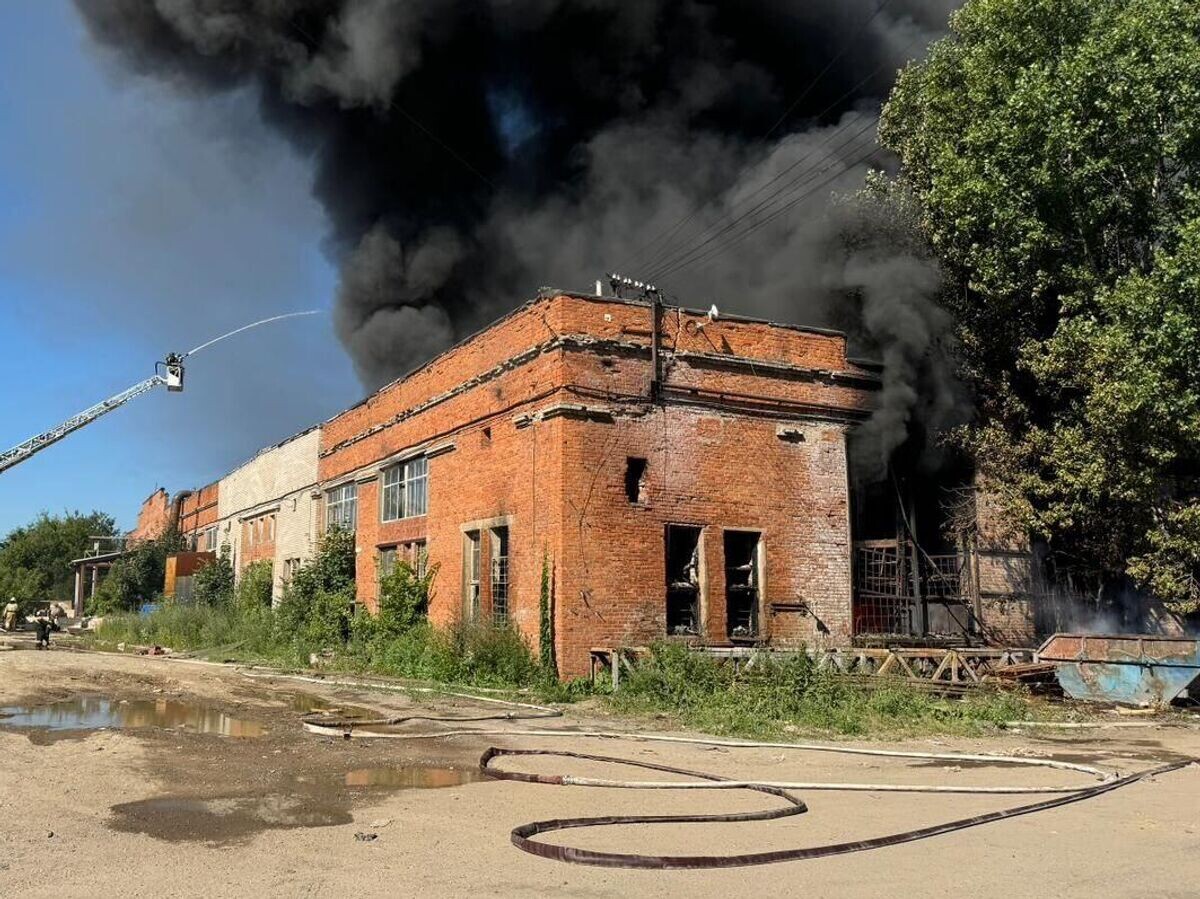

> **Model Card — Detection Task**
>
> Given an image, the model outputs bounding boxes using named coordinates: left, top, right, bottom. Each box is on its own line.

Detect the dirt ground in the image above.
left=0, top=640, right=1197, bottom=898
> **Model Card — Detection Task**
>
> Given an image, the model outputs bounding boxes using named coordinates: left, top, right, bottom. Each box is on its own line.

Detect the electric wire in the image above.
left=286, top=19, right=497, bottom=192
left=644, top=115, right=882, bottom=281
left=649, top=136, right=884, bottom=282
left=622, top=0, right=898, bottom=277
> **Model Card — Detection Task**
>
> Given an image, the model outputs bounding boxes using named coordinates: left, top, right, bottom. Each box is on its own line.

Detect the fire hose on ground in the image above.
left=243, top=668, right=1197, bottom=869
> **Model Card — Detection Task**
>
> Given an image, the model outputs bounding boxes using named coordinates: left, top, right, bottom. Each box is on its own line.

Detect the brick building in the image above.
left=212, top=426, right=323, bottom=602
left=318, top=291, right=880, bottom=676
left=179, top=482, right=221, bottom=551
left=129, top=289, right=1057, bottom=672
left=128, top=488, right=172, bottom=543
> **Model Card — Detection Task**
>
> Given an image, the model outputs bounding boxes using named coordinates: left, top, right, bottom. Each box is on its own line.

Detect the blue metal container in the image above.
left=1037, top=633, right=1200, bottom=705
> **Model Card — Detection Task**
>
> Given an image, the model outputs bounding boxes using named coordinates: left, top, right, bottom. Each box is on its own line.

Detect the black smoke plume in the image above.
left=74, top=0, right=961, bottom=470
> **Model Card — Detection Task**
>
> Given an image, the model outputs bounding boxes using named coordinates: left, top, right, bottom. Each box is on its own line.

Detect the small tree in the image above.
left=0, top=510, right=116, bottom=613
left=236, top=560, right=274, bottom=610
left=89, top=527, right=181, bottom=614
left=538, top=552, right=557, bottom=677
left=377, top=559, right=436, bottom=637
left=276, top=528, right=357, bottom=648
left=193, top=545, right=235, bottom=606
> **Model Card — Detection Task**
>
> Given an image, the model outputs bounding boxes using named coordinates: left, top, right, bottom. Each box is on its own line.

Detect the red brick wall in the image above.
left=178, top=482, right=220, bottom=545
left=553, top=409, right=854, bottom=674
left=129, top=488, right=171, bottom=543
left=320, top=293, right=875, bottom=677
left=239, top=512, right=277, bottom=573
left=971, top=481, right=1038, bottom=646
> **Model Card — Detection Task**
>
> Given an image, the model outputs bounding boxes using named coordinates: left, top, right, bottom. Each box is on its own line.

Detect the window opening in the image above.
left=665, top=525, right=702, bottom=635
left=725, top=531, right=761, bottom=640
left=490, top=526, right=509, bottom=624
left=625, top=457, right=648, bottom=503
left=464, top=530, right=481, bottom=620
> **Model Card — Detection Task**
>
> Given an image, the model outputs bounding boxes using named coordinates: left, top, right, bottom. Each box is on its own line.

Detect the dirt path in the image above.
left=0, top=648, right=1197, bottom=898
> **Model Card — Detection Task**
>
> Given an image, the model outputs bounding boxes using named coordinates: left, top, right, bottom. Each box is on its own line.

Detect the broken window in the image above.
left=379, top=546, right=397, bottom=578
left=464, top=530, right=481, bottom=620
left=665, top=525, right=702, bottom=635
left=490, top=526, right=509, bottom=624
left=625, top=457, right=648, bottom=503
left=404, top=540, right=428, bottom=578
left=724, top=531, right=761, bottom=640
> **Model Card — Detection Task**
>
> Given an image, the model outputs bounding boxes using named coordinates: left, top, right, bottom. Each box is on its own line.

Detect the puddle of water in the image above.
left=343, top=766, right=483, bottom=788
left=0, top=697, right=266, bottom=737
left=286, top=692, right=371, bottom=718
left=109, top=796, right=351, bottom=843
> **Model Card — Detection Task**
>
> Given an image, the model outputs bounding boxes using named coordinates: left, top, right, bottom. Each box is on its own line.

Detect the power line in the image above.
left=638, top=30, right=934, bottom=285
left=652, top=140, right=883, bottom=282
left=636, top=70, right=889, bottom=279
left=760, top=0, right=896, bottom=140
left=621, top=0, right=897, bottom=276
left=645, top=116, right=881, bottom=280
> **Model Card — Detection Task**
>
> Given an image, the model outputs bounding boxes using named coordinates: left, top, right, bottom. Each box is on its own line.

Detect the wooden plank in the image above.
left=930, top=652, right=953, bottom=682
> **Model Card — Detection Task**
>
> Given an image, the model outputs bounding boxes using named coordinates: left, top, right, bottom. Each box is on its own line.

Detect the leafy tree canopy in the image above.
left=90, top=526, right=183, bottom=615
left=0, top=511, right=116, bottom=612
left=881, top=0, right=1200, bottom=609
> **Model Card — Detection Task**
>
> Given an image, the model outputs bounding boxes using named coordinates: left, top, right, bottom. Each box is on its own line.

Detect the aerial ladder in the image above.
left=0, top=311, right=317, bottom=476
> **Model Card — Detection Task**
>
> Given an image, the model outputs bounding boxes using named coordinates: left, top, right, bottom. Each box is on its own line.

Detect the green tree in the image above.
left=376, top=558, right=436, bottom=637
left=275, top=528, right=357, bottom=648
left=880, top=0, right=1200, bottom=610
left=90, top=527, right=183, bottom=614
left=539, top=552, right=557, bottom=676
left=192, top=545, right=235, bottom=606
left=0, top=511, right=116, bottom=613
left=235, top=560, right=274, bottom=611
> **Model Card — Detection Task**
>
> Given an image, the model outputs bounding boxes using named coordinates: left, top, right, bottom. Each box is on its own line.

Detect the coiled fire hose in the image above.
left=244, top=669, right=1196, bottom=869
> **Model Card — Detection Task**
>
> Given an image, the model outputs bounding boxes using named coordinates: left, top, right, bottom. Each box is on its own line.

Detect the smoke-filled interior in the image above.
left=74, top=0, right=963, bottom=470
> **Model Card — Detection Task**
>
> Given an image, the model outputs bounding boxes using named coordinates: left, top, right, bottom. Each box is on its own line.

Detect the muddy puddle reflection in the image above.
left=0, top=697, right=266, bottom=737
left=109, top=796, right=351, bottom=843
left=342, top=766, right=483, bottom=788
left=112, top=766, right=482, bottom=843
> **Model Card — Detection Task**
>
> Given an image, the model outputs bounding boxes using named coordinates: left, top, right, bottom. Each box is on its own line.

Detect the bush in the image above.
left=376, top=560, right=436, bottom=637
left=274, top=529, right=356, bottom=657
left=89, top=527, right=182, bottom=614
left=612, top=641, right=1029, bottom=738
left=236, top=560, right=274, bottom=610
left=193, top=546, right=235, bottom=607
left=435, top=619, right=541, bottom=686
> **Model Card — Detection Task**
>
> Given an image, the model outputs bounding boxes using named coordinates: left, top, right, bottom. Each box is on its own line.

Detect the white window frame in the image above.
left=326, top=483, right=358, bottom=532
left=380, top=456, right=429, bottom=522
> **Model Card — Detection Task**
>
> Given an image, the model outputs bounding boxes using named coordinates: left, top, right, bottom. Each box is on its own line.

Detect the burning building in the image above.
left=314, top=289, right=1030, bottom=676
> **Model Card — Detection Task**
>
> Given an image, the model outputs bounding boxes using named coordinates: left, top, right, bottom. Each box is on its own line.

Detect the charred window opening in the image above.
left=666, top=525, right=702, bottom=635
left=625, top=457, right=648, bottom=503
left=725, top=531, right=761, bottom=640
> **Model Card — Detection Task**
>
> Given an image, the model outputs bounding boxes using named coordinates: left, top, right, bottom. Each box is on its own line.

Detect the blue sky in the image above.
left=0, top=3, right=362, bottom=536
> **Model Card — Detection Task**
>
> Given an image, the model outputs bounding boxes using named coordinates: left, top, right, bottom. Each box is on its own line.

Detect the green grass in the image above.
left=90, top=602, right=550, bottom=690
left=91, top=609, right=1043, bottom=738
left=606, top=642, right=1036, bottom=738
